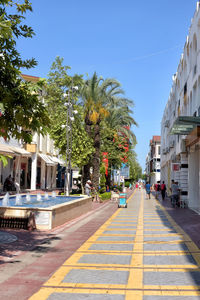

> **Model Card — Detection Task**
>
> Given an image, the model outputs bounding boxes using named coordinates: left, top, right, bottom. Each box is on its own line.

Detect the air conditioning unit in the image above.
left=180, top=140, right=186, bottom=152
left=164, top=120, right=170, bottom=128
left=166, top=147, right=170, bottom=153
left=194, top=64, right=197, bottom=76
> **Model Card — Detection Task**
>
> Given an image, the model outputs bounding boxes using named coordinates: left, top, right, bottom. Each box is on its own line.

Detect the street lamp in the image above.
left=63, top=84, right=78, bottom=196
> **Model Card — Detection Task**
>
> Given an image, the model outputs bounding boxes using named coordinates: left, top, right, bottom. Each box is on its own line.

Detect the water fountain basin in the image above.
left=0, top=195, right=92, bottom=230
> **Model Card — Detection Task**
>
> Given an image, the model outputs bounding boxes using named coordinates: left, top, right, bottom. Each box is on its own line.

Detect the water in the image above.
left=37, top=193, right=42, bottom=202
left=26, top=193, right=31, bottom=203
left=2, top=192, right=10, bottom=206
left=15, top=194, right=22, bottom=205
left=0, top=195, right=81, bottom=208
left=44, top=192, right=49, bottom=200
left=52, top=191, right=56, bottom=198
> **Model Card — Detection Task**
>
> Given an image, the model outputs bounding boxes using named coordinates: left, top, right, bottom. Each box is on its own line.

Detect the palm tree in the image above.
left=80, top=72, right=125, bottom=190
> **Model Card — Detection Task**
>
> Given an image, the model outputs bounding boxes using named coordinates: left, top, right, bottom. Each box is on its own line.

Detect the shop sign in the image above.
left=171, top=163, right=180, bottom=171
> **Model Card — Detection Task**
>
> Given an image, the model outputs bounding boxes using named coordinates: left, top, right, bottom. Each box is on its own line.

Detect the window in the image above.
left=158, top=146, right=161, bottom=155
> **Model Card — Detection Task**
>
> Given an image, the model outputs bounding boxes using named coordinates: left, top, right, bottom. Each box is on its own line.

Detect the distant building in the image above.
left=145, top=136, right=161, bottom=185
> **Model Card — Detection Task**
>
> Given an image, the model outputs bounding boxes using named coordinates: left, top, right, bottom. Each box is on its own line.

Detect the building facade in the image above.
left=161, top=1, right=200, bottom=211
left=0, top=74, right=64, bottom=192
left=145, top=136, right=161, bottom=185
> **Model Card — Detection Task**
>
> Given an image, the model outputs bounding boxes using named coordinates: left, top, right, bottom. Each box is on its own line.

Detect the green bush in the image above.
left=125, top=181, right=130, bottom=188
left=99, top=187, right=106, bottom=194
left=99, top=192, right=111, bottom=201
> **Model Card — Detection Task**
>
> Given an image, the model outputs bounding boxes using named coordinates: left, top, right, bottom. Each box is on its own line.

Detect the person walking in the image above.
left=170, top=180, right=179, bottom=207
left=161, top=181, right=166, bottom=200
left=155, top=181, right=160, bottom=200
left=145, top=182, right=151, bottom=199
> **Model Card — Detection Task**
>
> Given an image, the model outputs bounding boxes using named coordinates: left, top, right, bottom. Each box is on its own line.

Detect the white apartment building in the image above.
left=145, top=136, right=161, bottom=185
left=0, top=74, right=64, bottom=192
left=161, top=1, right=200, bottom=211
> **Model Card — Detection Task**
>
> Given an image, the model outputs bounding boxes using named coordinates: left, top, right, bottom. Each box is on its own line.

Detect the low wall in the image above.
left=0, top=196, right=92, bottom=230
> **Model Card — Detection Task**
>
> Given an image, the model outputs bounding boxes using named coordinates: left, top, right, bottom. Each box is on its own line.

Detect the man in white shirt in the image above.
left=85, top=180, right=92, bottom=196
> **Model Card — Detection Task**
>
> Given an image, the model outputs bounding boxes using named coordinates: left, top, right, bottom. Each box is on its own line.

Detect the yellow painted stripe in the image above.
left=127, top=190, right=143, bottom=290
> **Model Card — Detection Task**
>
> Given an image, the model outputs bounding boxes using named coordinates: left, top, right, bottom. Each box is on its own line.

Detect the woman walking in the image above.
left=161, top=181, right=166, bottom=200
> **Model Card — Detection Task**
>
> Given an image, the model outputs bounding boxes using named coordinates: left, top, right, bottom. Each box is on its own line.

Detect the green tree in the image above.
left=0, top=0, right=49, bottom=143
left=45, top=56, right=94, bottom=172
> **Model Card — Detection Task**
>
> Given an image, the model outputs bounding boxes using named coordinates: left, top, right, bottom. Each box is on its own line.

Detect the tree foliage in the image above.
left=80, top=72, right=138, bottom=189
left=0, top=0, right=49, bottom=143
left=45, top=56, right=94, bottom=168
left=128, top=150, right=142, bottom=182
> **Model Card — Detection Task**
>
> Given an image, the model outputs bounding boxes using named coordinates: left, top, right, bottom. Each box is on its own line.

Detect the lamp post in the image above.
left=63, top=84, right=78, bottom=196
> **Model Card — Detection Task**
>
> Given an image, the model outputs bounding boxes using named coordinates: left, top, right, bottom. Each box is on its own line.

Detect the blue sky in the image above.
left=18, top=0, right=197, bottom=170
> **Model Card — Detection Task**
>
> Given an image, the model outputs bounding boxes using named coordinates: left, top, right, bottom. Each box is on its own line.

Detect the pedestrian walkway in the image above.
left=29, top=189, right=200, bottom=300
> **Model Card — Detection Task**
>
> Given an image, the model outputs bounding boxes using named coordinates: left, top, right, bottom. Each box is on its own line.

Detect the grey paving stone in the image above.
left=113, top=219, right=138, bottom=224
left=144, top=218, right=170, bottom=221
left=144, top=230, right=176, bottom=234
left=78, top=254, right=132, bottom=265
left=143, top=296, right=200, bottom=300
left=97, top=236, right=134, bottom=241
left=89, top=243, right=133, bottom=251
left=144, top=222, right=172, bottom=226
left=47, top=293, right=125, bottom=300
left=62, top=269, right=129, bottom=284
left=103, top=230, right=135, bottom=235
left=144, top=236, right=182, bottom=242
left=108, top=225, right=137, bottom=228
left=144, top=243, right=188, bottom=251
left=144, top=271, right=200, bottom=285
left=114, top=217, right=138, bottom=219
left=143, top=254, right=197, bottom=265
left=110, top=221, right=138, bottom=226
left=144, top=226, right=174, bottom=229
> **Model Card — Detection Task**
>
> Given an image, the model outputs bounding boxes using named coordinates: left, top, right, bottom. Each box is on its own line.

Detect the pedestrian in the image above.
left=145, top=182, right=151, bottom=199
left=155, top=181, right=160, bottom=199
left=3, top=175, right=13, bottom=191
left=161, top=181, right=166, bottom=200
left=85, top=180, right=92, bottom=196
left=170, top=180, right=179, bottom=207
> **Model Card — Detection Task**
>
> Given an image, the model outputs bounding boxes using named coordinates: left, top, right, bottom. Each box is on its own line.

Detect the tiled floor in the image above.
left=29, top=190, right=200, bottom=300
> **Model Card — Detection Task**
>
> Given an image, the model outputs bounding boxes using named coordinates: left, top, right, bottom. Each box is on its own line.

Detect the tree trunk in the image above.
left=83, top=164, right=91, bottom=187
left=92, top=122, right=100, bottom=191
left=83, top=114, right=93, bottom=187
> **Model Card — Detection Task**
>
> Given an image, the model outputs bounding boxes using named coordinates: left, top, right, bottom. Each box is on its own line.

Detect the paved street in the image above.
left=28, top=189, right=200, bottom=300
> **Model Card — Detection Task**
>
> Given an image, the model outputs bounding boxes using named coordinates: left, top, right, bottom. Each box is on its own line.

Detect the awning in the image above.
left=39, top=153, right=57, bottom=166
left=185, top=126, right=200, bottom=147
left=170, top=116, right=200, bottom=135
left=8, top=145, right=31, bottom=157
left=50, top=156, right=65, bottom=166
left=0, top=143, right=15, bottom=156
